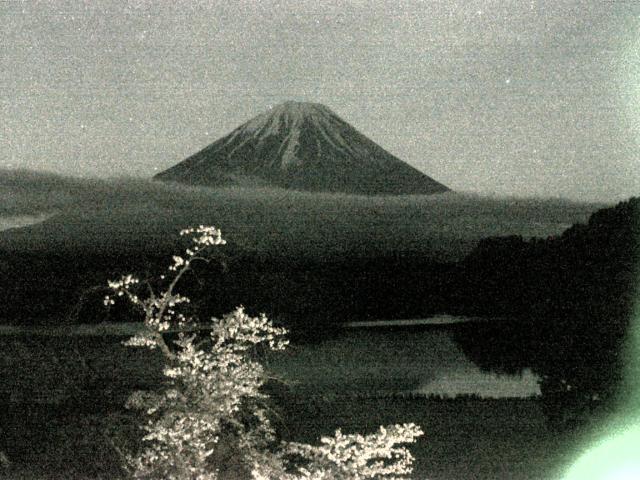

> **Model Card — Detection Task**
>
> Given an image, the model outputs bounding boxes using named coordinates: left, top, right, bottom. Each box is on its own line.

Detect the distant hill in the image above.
left=155, top=101, right=449, bottom=195
left=452, top=197, right=639, bottom=428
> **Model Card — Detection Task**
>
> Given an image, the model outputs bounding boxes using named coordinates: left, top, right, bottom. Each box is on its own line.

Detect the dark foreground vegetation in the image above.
left=0, top=393, right=582, bottom=480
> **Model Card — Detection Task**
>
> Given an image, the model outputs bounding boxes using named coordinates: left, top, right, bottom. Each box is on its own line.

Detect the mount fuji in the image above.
left=155, top=101, right=449, bottom=195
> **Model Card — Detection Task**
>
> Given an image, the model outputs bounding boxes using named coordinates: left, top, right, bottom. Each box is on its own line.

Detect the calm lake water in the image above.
left=0, top=315, right=541, bottom=399
left=268, top=317, right=541, bottom=399
left=1, top=317, right=540, bottom=399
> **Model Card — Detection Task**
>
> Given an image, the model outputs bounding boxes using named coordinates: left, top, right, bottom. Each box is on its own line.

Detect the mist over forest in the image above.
left=0, top=169, right=602, bottom=259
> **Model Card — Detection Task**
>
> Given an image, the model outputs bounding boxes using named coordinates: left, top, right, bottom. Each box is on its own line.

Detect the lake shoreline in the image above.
left=0, top=315, right=497, bottom=336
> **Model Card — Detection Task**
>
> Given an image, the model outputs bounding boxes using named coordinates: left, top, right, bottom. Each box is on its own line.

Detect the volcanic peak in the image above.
left=155, top=101, right=449, bottom=195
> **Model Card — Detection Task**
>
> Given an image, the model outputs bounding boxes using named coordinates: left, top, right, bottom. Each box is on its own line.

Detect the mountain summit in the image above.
left=155, top=101, right=449, bottom=195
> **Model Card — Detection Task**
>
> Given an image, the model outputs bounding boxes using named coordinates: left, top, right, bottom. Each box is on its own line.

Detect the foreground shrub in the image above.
left=106, top=225, right=423, bottom=479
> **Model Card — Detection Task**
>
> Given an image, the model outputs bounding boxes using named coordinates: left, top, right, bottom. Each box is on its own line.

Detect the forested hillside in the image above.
left=453, top=197, right=639, bottom=427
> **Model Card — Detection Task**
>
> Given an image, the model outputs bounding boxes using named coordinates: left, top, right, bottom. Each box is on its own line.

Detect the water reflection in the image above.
left=269, top=320, right=541, bottom=398
left=416, top=367, right=540, bottom=398
left=0, top=213, right=52, bottom=231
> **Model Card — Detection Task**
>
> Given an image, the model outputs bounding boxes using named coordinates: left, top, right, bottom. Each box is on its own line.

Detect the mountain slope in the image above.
left=155, top=101, right=449, bottom=195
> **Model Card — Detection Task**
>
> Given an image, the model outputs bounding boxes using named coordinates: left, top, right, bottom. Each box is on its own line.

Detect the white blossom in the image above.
left=107, top=226, right=423, bottom=479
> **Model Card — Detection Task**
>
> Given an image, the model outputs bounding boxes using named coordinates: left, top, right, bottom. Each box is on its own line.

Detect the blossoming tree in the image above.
left=106, top=226, right=423, bottom=479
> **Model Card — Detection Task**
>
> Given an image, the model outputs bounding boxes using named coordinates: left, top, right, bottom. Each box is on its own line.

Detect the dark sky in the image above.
left=2, top=0, right=639, bottom=201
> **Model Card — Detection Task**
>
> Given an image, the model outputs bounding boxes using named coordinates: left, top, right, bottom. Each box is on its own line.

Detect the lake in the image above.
left=0, top=315, right=541, bottom=400
left=267, top=316, right=541, bottom=399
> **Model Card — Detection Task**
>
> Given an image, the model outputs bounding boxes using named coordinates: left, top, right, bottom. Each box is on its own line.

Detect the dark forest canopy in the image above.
left=453, top=197, right=639, bottom=427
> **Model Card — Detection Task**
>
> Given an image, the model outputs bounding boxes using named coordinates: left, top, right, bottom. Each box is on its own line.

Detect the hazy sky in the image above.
left=2, top=0, right=639, bottom=201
